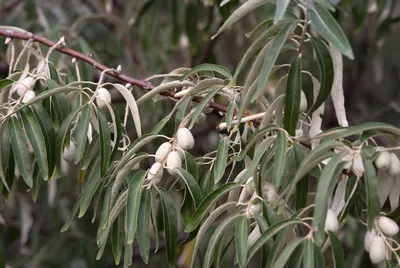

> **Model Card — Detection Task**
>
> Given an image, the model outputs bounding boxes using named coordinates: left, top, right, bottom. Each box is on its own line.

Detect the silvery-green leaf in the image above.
left=235, top=215, right=249, bottom=267
left=212, top=0, right=268, bottom=39
left=377, top=169, right=394, bottom=208
left=97, top=108, right=111, bottom=177
left=330, top=176, right=348, bottom=216
left=74, top=104, right=90, bottom=164
left=260, top=94, right=285, bottom=128
left=302, top=239, right=315, bottom=268
left=111, top=213, right=124, bottom=265
left=189, top=86, right=223, bottom=128
left=389, top=175, right=400, bottom=211
left=273, top=238, right=304, bottom=268
left=137, top=80, right=194, bottom=105
left=137, top=188, right=151, bottom=263
left=112, top=83, right=141, bottom=137
left=309, top=6, right=354, bottom=59
left=175, top=168, right=203, bottom=207
left=273, top=131, right=287, bottom=186
left=274, top=0, right=291, bottom=24
left=79, top=169, right=101, bottom=218
left=180, top=63, right=232, bottom=81
left=328, top=231, right=344, bottom=268
left=213, top=137, right=229, bottom=183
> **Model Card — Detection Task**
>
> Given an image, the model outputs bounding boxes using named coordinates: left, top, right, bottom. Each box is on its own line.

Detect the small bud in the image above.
left=176, top=127, right=195, bottom=150
left=364, top=229, right=376, bottom=252
left=96, top=87, right=112, bottom=108
left=5, top=37, right=11, bottom=44
left=262, top=182, right=277, bottom=202
left=324, top=209, right=339, bottom=232
left=174, top=89, right=190, bottom=98
left=388, top=153, right=400, bottom=176
left=22, top=90, right=36, bottom=103
left=300, top=90, right=308, bottom=113
left=59, top=36, right=66, bottom=46
left=147, top=162, right=163, bottom=184
left=166, top=151, right=182, bottom=175
left=72, top=57, right=77, bottom=64
left=375, top=151, right=390, bottom=170
left=377, top=216, right=399, bottom=237
left=295, top=128, right=303, bottom=137
left=369, top=236, right=386, bottom=264
left=125, top=83, right=131, bottom=89
left=62, top=142, right=76, bottom=162
left=16, top=77, right=35, bottom=96
left=155, top=142, right=173, bottom=161
left=116, top=65, right=122, bottom=74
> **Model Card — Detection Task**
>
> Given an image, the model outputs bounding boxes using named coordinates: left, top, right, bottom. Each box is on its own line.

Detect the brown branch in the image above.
left=0, top=28, right=228, bottom=114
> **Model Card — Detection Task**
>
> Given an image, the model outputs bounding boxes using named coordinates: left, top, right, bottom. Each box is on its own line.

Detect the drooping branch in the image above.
left=0, top=28, right=228, bottom=114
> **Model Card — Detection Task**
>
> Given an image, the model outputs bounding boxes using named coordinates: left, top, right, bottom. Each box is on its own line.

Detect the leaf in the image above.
left=203, top=214, right=241, bottom=268
left=61, top=196, right=81, bottom=232
left=254, top=20, right=298, bottom=103
left=273, top=238, right=304, bottom=268
left=302, top=239, right=315, bottom=268
left=273, top=131, right=287, bottom=186
left=123, top=243, right=133, bottom=268
left=242, top=138, right=274, bottom=181
left=309, top=6, right=354, bottom=59
left=97, top=108, right=111, bottom=177
left=185, top=182, right=240, bottom=232
left=20, top=108, right=49, bottom=181
left=235, top=215, right=249, bottom=267
left=328, top=231, right=344, bottom=268
left=180, top=64, right=232, bottom=80
left=7, top=117, right=32, bottom=187
left=79, top=169, right=101, bottom=217
left=112, top=84, right=141, bottom=137
left=189, top=86, right=222, bottom=128
left=73, top=104, right=90, bottom=164
left=274, top=0, right=291, bottom=24
left=213, top=137, right=229, bottom=183
left=111, top=214, right=124, bottom=265
left=246, top=219, right=302, bottom=265
left=0, top=78, right=14, bottom=91
left=361, top=146, right=380, bottom=230
left=137, top=80, right=194, bottom=105
left=54, top=107, right=83, bottom=178
left=312, top=154, right=345, bottom=245
left=212, top=0, right=268, bottom=39
left=184, top=152, right=198, bottom=181
left=126, top=170, right=146, bottom=244
left=308, top=37, right=334, bottom=114
left=175, top=168, right=203, bottom=207
left=159, top=189, right=178, bottom=268
left=137, top=189, right=151, bottom=264
left=283, top=56, right=302, bottom=136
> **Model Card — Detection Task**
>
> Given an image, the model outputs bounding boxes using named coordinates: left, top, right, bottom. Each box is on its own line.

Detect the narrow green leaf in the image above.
left=225, top=101, right=235, bottom=130
left=123, top=243, right=133, bottom=268
left=126, top=170, right=146, bottom=244
left=0, top=79, right=14, bottom=91
left=243, top=138, right=274, bottom=180
left=74, top=104, right=90, bottom=164
left=254, top=20, right=298, bottom=102
left=213, top=137, right=229, bottom=183
left=20, top=108, right=49, bottom=181
left=273, top=238, right=304, bottom=268
left=159, top=189, right=178, bottom=268
left=274, top=0, right=291, bottom=24
left=79, top=169, right=101, bottom=217
left=61, top=196, right=81, bottom=232
left=312, top=154, right=345, bottom=245
left=361, top=146, right=380, bottom=230
left=246, top=219, right=302, bottom=265
left=175, top=168, right=203, bottom=207
left=185, top=182, right=240, bottom=232
left=309, top=6, right=354, bottom=59
left=273, top=131, right=287, bottom=186
left=111, top=214, right=124, bottom=265
left=184, top=152, right=198, bottom=181
left=302, top=239, right=315, bottom=268
left=189, top=87, right=222, bottom=128
left=283, top=56, right=302, bottom=136
left=180, top=64, right=232, bottom=81
left=308, top=37, right=334, bottom=114
left=287, top=242, right=304, bottom=268
left=328, top=231, right=344, bottom=268
left=97, top=108, right=111, bottom=177
left=137, top=189, right=151, bottom=264
left=235, top=216, right=249, bottom=267
left=7, top=117, right=32, bottom=187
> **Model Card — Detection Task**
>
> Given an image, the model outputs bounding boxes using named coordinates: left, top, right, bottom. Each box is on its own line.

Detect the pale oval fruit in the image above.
left=364, top=229, right=377, bottom=252
left=176, top=127, right=195, bottom=150
left=166, top=151, right=182, bottom=175
left=147, top=162, right=163, bottom=183
left=155, top=142, right=172, bottom=161
left=352, top=152, right=364, bottom=177
left=300, top=90, right=308, bottom=113
left=262, top=182, right=277, bottom=202
left=388, top=153, right=400, bottom=176
left=377, top=216, right=399, bottom=237
left=22, top=90, right=36, bottom=103
left=375, top=151, right=390, bottom=170
left=16, top=77, right=35, bottom=96
left=249, top=203, right=262, bottom=215
left=96, top=87, right=112, bottom=108
left=247, top=225, right=261, bottom=247
left=324, top=209, right=339, bottom=232
left=369, top=236, right=386, bottom=264
left=62, top=142, right=76, bottom=162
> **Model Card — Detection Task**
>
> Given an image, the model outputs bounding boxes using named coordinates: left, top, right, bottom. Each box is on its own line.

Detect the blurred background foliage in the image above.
left=0, top=0, right=400, bottom=267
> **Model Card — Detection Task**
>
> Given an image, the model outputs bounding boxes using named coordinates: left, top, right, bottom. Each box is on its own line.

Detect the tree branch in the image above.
left=0, top=28, right=228, bottom=114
